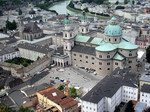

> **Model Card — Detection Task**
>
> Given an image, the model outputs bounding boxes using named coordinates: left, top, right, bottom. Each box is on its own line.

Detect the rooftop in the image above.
left=81, top=68, right=138, bottom=104
left=38, top=87, right=78, bottom=110
left=95, top=43, right=117, bottom=52
left=23, top=22, right=42, bottom=34
left=113, top=53, right=125, bottom=61
left=18, top=43, right=54, bottom=54
left=141, top=84, right=150, bottom=93
left=75, top=35, right=91, bottom=43
left=72, top=44, right=95, bottom=56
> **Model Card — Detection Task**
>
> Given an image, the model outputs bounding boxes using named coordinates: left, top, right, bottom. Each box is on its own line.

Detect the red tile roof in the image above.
left=38, top=87, right=78, bottom=110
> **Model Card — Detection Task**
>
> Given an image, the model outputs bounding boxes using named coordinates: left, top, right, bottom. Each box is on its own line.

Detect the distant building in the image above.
left=140, top=84, right=150, bottom=107
left=36, top=87, right=78, bottom=112
left=0, top=46, right=20, bottom=62
left=135, top=26, right=150, bottom=49
left=18, top=43, right=54, bottom=61
left=81, top=68, right=138, bottom=112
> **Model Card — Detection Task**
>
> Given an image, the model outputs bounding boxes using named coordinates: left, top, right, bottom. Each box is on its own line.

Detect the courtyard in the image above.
left=5, top=57, right=33, bottom=67
left=34, top=66, right=104, bottom=94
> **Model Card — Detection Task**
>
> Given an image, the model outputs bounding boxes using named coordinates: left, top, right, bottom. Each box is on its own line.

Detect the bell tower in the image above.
left=79, top=12, right=89, bottom=34
left=18, top=8, right=24, bottom=39
left=63, top=15, right=75, bottom=65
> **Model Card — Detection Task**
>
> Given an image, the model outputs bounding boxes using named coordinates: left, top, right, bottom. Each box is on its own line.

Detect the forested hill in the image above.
left=81, top=0, right=106, bottom=5
left=0, top=0, right=48, bottom=10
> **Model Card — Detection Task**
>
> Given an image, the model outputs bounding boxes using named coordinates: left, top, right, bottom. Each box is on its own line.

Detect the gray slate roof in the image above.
left=81, top=68, right=138, bottom=104
left=72, top=45, right=95, bottom=56
left=23, top=22, right=42, bottom=33
left=18, top=43, right=54, bottom=54
left=141, top=84, right=150, bottom=93
left=0, top=46, right=18, bottom=56
left=22, top=83, right=50, bottom=96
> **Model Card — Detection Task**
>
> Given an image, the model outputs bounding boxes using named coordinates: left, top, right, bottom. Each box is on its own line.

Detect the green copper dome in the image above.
left=95, top=43, right=117, bottom=52
left=63, top=15, right=71, bottom=25
left=104, top=17, right=122, bottom=37
left=63, top=18, right=71, bottom=25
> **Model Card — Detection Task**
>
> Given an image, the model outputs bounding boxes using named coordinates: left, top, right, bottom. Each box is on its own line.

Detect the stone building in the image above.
left=51, top=16, right=139, bottom=76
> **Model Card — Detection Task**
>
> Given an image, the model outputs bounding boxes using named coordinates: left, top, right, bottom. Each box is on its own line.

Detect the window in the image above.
left=107, top=62, right=110, bottom=65
left=86, top=61, right=88, bottom=63
left=92, top=57, right=94, bottom=60
left=129, top=53, right=132, bottom=56
left=74, top=54, right=76, bottom=56
left=80, top=55, right=82, bottom=57
left=129, top=60, right=132, bottom=63
left=129, top=66, right=131, bottom=68
left=115, top=62, right=118, bottom=65
left=99, top=68, right=101, bottom=70
left=107, top=55, right=110, bottom=58
left=80, top=60, right=82, bottom=62
left=70, top=33, right=72, bottom=37
left=115, top=38, right=117, bottom=41
left=65, top=34, right=67, bottom=37
left=92, top=62, right=94, bottom=64
left=99, top=62, right=102, bottom=65
left=109, top=39, right=111, bottom=41
left=85, top=56, right=88, bottom=59
left=74, top=59, right=76, bottom=61
left=107, top=68, right=110, bottom=70
left=99, top=55, right=102, bottom=58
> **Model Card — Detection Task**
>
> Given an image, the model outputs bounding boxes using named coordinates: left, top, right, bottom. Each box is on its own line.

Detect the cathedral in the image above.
left=18, top=11, right=139, bottom=76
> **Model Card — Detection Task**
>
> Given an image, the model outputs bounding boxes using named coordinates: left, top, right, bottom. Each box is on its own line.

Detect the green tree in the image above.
left=17, top=106, right=34, bottom=112
left=124, top=0, right=128, bottom=4
left=146, top=46, right=150, bottom=63
left=0, top=0, right=6, bottom=6
left=132, top=0, right=135, bottom=5
left=6, top=20, right=17, bottom=30
left=115, top=1, right=119, bottom=5
left=116, top=6, right=125, bottom=9
left=57, top=85, right=65, bottom=91
left=70, top=87, right=77, bottom=98
left=125, top=101, right=134, bottom=112
left=0, top=103, right=13, bottom=112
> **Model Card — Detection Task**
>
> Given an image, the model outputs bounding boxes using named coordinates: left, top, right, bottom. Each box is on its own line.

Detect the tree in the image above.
left=0, top=103, right=13, bottom=112
left=146, top=46, right=150, bottom=63
left=116, top=6, right=125, bottom=9
left=17, top=107, right=34, bottom=112
left=114, top=105, right=120, bottom=112
left=124, top=0, right=128, bottom=4
left=57, top=85, right=65, bottom=91
left=70, top=87, right=77, bottom=97
left=125, top=101, right=134, bottom=112
left=5, top=20, right=17, bottom=30
left=115, top=1, right=119, bottom=5
left=132, top=0, right=135, bottom=5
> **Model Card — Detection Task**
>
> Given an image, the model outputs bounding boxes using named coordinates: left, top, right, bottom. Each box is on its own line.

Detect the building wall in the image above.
left=140, top=92, right=150, bottom=107
left=52, top=36, right=63, bottom=46
left=18, top=48, right=45, bottom=61
left=23, top=32, right=43, bottom=41
left=0, top=51, right=20, bottom=62
left=81, top=86, right=138, bottom=112
left=24, top=57, right=50, bottom=77
left=37, top=92, right=78, bottom=112
left=72, top=52, right=96, bottom=69
left=81, top=101, right=97, bottom=112
left=113, top=60, right=125, bottom=70
left=122, top=86, right=138, bottom=103
left=140, top=81, right=150, bottom=89
left=37, top=93, right=63, bottom=112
